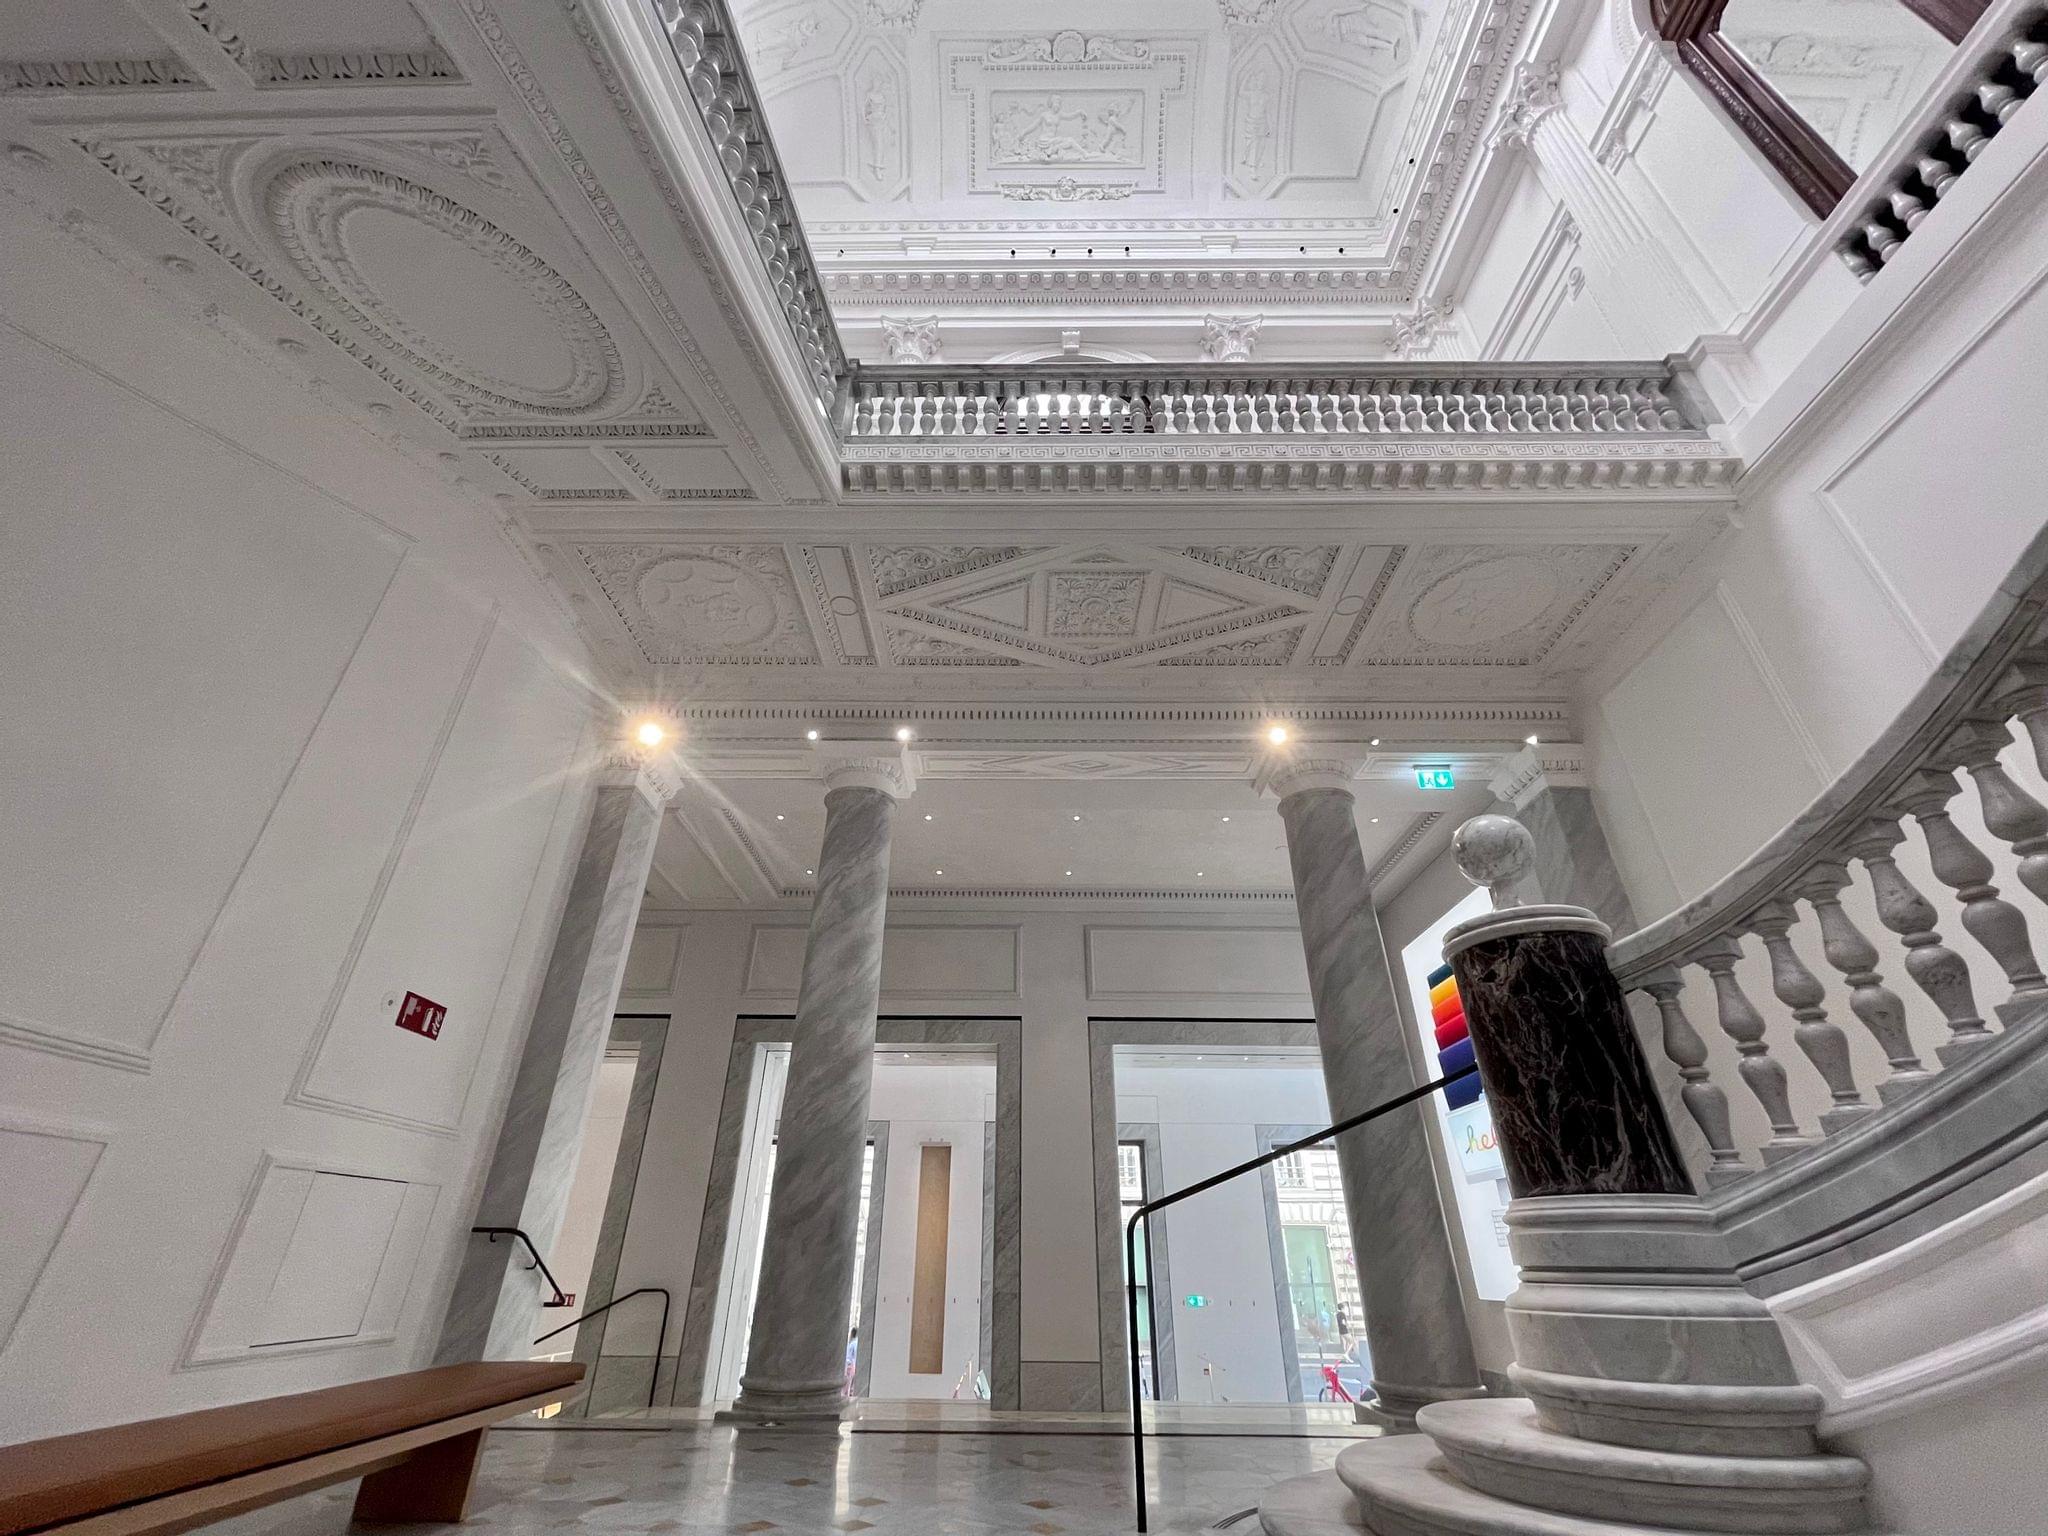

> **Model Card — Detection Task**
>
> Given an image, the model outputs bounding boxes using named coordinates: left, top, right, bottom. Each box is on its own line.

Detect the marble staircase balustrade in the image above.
left=1608, top=521, right=2048, bottom=1189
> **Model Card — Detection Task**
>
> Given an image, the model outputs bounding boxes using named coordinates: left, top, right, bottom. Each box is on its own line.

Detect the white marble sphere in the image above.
left=1453, top=814, right=1538, bottom=908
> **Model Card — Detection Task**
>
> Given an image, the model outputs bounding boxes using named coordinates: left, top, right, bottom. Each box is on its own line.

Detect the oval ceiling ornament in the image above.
left=262, top=158, right=624, bottom=417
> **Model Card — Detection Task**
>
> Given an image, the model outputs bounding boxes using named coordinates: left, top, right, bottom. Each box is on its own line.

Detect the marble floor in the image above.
left=581, top=1401, right=1377, bottom=1439
left=216, top=1423, right=1360, bottom=1536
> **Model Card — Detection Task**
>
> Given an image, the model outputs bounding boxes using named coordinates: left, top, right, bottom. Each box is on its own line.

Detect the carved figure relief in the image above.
left=860, top=81, right=898, bottom=178
left=580, top=544, right=816, bottom=663
left=750, top=12, right=823, bottom=71
left=989, top=92, right=1141, bottom=166
left=1320, top=5, right=1404, bottom=61
left=860, top=0, right=925, bottom=28
left=1235, top=71, right=1277, bottom=180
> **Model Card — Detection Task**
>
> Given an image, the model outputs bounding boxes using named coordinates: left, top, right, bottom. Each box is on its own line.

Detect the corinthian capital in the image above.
left=814, top=739, right=919, bottom=799
left=1489, top=60, right=1563, bottom=151
left=1253, top=755, right=1371, bottom=801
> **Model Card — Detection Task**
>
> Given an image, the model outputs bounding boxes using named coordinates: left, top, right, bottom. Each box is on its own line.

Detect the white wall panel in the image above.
left=1084, top=925, right=1309, bottom=1002
left=746, top=923, right=1019, bottom=1000
left=0, top=1119, right=107, bottom=1351
left=0, top=324, right=403, bottom=1069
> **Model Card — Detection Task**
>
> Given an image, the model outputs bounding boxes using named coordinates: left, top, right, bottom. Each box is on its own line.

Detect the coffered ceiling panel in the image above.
left=539, top=532, right=1708, bottom=693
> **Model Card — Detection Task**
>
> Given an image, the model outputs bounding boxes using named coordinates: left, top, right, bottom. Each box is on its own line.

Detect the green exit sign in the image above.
left=1184, top=1294, right=1209, bottom=1309
left=1416, top=766, right=1457, bottom=791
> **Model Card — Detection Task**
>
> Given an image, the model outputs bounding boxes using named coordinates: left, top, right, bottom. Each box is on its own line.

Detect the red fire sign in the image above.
left=394, top=991, right=447, bottom=1040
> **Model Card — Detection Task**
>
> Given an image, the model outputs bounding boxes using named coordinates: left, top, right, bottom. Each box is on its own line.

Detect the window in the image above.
left=1653, top=0, right=1988, bottom=215
left=1275, top=1152, right=1309, bottom=1190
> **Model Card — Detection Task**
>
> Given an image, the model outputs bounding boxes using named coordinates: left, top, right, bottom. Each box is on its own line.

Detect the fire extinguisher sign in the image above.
left=393, top=991, right=447, bottom=1040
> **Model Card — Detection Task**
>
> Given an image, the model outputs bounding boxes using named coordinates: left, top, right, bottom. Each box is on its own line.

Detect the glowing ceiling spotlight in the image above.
left=1265, top=723, right=1291, bottom=746
left=634, top=719, right=668, bottom=748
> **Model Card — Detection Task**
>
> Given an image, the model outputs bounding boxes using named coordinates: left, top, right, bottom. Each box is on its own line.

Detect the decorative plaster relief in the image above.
left=258, top=158, right=624, bottom=417
left=580, top=545, right=818, bottom=665
left=1179, top=544, right=1337, bottom=595
left=880, top=314, right=942, bottom=362
left=989, top=93, right=1141, bottom=166
left=1046, top=572, right=1146, bottom=638
left=1351, top=543, right=1637, bottom=667
left=870, top=545, right=1034, bottom=596
left=1198, top=313, right=1263, bottom=363
left=988, top=34, right=1153, bottom=65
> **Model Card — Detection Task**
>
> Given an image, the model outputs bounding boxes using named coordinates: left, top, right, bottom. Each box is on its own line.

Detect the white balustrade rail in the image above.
left=1605, top=528, right=2048, bottom=1186
left=1839, top=6, right=2046, bottom=280
left=842, top=366, right=1701, bottom=440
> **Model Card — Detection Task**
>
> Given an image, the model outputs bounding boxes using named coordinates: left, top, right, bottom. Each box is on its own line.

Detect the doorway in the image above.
left=710, top=1047, right=999, bottom=1403
left=1102, top=1035, right=1363, bottom=1407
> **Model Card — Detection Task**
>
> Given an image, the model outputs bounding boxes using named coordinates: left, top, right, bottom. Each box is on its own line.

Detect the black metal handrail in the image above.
left=1123, top=1065, right=1478, bottom=1533
left=532, top=1287, right=673, bottom=1412
left=472, top=1226, right=573, bottom=1309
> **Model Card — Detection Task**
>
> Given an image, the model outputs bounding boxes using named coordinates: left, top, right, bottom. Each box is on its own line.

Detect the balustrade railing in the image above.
left=1607, top=528, right=2048, bottom=1186
left=842, top=365, right=1701, bottom=441
left=1839, top=6, right=2046, bottom=280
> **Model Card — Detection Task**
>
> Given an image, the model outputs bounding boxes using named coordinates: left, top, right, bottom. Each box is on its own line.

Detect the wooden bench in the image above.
left=0, top=1361, right=583, bottom=1536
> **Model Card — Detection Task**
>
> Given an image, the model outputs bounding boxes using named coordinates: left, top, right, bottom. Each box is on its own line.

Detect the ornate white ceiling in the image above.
left=0, top=0, right=1731, bottom=735
left=722, top=0, right=1537, bottom=352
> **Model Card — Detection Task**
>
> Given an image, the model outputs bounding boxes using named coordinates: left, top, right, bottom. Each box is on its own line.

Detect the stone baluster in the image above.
left=1692, top=934, right=1814, bottom=1163
left=1795, top=860, right=1935, bottom=1103
left=1942, top=719, right=2048, bottom=904
left=1748, top=901, right=1872, bottom=1133
left=1846, top=817, right=1994, bottom=1064
left=1639, top=967, right=1748, bottom=1186
left=1992, top=650, right=2048, bottom=776
left=1892, top=767, right=2048, bottom=1020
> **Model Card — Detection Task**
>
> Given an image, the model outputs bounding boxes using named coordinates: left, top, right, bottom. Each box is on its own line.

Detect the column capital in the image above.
left=1254, top=754, right=1369, bottom=801
left=1489, top=59, right=1563, bottom=151
left=1487, top=741, right=1587, bottom=810
left=597, top=744, right=684, bottom=807
left=814, top=739, right=919, bottom=799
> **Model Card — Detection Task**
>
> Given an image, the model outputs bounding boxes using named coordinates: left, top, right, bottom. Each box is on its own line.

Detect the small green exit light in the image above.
left=1184, top=1294, right=1209, bottom=1309
left=1416, top=766, right=1457, bottom=790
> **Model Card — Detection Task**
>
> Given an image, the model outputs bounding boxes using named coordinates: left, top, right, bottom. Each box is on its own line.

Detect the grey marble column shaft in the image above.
left=730, top=781, right=899, bottom=1419
left=437, top=765, right=669, bottom=1364
left=1276, top=784, right=1485, bottom=1426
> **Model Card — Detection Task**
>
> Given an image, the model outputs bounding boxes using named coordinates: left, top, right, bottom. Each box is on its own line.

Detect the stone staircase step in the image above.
left=1299, top=1437, right=1877, bottom=1536
left=1259, top=1468, right=1369, bottom=1536
left=1411, top=1399, right=1867, bottom=1534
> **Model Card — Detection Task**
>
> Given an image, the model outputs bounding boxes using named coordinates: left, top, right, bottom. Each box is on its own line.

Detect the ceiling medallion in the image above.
left=262, top=158, right=624, bottom=417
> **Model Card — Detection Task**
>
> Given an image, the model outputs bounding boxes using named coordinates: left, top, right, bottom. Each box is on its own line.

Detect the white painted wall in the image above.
left=0, top=196, right=601, bottom=1440
left=1117, top=1059, right=1332, bottom=1405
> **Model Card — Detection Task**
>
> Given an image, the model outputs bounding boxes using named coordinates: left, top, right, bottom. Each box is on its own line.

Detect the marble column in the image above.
left=437, top=734, right=678, bottom=1364
left=1261, top=757, right=1485, bottom=1429
left=726, top=744, right=915, bottom=1421
left=1487, top=743, right=1636, bottom=937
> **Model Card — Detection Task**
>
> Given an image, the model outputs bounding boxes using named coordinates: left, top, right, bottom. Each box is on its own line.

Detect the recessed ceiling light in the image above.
left=1266, top=724, right=1290, bottom=745
left=806, top=729, right=820, bottom=741
left=634, top=720, right=666, bottom=747
left=1370, top=817, right=1380, bottom=824
left=1370, top=737, right=1382, bottom=746
left=896, top=726, right=913, bottom=742
left=805, top=868, right=814, bottom=876
left=934, top=868, right=944, bottom=875
left=1196, top=871, right=1205, bottom=878
left=1525, top=735, right=1540, bottom=746
left=1065, top=869, right=1073, bottom=877
left=775, top=813, right=785, bottom=821
left=923, top=813, right=934, bottom=821
left=1221, top=816, right=1231, bottom=823
left=1072, top=814, right=1082, bottom=822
